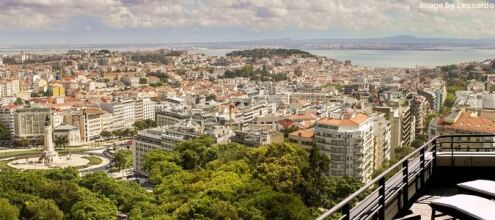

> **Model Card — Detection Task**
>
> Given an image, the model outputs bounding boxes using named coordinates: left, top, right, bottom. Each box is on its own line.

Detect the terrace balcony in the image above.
left=317, top=134, right=495, bottom=220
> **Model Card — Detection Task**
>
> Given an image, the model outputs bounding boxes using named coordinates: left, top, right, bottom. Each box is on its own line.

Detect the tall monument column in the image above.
left=41, top=116, right=58, bottom=165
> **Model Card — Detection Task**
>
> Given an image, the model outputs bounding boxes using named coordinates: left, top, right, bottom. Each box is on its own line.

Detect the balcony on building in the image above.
left=317, top=134, right=495, bottom=220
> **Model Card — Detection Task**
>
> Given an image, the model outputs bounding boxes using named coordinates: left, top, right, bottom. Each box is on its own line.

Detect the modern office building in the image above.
left=13, top=107, right=52, bottom=144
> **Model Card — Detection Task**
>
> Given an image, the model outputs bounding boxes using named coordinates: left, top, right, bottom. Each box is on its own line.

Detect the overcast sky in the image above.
left=1, top=0, right=495, bottom=45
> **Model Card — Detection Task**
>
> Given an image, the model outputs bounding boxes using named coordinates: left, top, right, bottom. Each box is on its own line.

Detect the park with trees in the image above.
left=0, top=136, right=362, bottom=219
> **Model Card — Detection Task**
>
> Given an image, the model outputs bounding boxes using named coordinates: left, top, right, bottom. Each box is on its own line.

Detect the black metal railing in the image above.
left=316, top=134, right=495, bottom=220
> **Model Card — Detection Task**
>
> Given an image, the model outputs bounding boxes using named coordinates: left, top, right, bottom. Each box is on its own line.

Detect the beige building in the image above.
left=429, top=110, right=495, bottom=150
left=371, top=113, right=391, bottom=170
left=134, top=98, right=156, bottom=122
left=288, top=128, right=315, bottom=150
left=14, top=107, right=52, bottom=145
left=374, top=102, right=415, bottom=151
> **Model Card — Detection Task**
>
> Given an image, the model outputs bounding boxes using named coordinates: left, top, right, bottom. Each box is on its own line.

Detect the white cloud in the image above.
left=0, top=0, right=494, bottom=37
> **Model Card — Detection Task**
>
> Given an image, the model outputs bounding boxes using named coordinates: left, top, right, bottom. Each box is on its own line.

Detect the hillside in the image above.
left=226, top=48, right=316, bottom=59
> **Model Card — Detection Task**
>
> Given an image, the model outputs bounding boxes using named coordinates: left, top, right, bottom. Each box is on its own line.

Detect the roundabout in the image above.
left=3, top=119, right=110, bottom=172
left=7, top=153, right=109, bottom=170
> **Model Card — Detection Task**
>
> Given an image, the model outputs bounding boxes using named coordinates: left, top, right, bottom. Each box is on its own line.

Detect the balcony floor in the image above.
left=409, top=187, right=459, bottom=220
left=406, top=166, right=495, bottom=220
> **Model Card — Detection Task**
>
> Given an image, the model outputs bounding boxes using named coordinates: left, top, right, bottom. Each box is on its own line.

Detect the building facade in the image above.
left=315, top=112, right=374, bottom=182
left=13, top=107, right=52, bottom=144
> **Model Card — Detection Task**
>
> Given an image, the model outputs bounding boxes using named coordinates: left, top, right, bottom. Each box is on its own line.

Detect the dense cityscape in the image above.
left=0, top=47, right=493, bottom=219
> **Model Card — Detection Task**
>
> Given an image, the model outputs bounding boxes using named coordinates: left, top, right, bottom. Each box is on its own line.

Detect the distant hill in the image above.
left=3, top=35, right=495, bottom=52
left=226, top=48, right=315, bottom=59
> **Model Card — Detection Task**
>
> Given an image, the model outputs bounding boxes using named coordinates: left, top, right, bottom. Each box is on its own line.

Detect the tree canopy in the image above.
left=0, top=137, right=363, bottom=219
left=227, top=48, right=315, bottom=59
left=113, top=149, right=133, bottom=171
left=223, top=65, right=288, bottom=82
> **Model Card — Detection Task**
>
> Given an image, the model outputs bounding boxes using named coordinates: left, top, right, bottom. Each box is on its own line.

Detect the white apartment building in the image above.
left=0, top=105, right=21, bottom=138
left=221, top=100, right=276, bottom=123
left=0, top=80, right=20, bottom=98
left=134, top=98, right=156, bottom=121
left=101, top=111, right=114, bottom=132
left=315, top=112, right=374, bottom=182
left=100, top=99, right=135, bottom=129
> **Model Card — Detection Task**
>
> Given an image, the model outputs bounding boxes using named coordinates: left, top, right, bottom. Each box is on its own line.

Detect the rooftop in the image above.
left=318, top=112, right=369, bottom=127
left=436, top=111, right=495, bottom=133
left=289, top=128, right=315, bottom=138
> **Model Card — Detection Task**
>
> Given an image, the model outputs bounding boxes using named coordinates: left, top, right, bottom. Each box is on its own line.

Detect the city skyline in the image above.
left=2, top=0, right=495, bottom=44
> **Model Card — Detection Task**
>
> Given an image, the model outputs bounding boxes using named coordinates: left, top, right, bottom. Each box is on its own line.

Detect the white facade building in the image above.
left=315, top=112, right=374, bottom=182
left=100, top=99, right=135, bottom=129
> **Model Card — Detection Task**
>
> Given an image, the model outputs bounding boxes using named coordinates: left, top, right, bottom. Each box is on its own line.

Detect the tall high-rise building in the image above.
left=315, top=112, right=374, bottom=182
left=371, top=113, right=391, bottom=170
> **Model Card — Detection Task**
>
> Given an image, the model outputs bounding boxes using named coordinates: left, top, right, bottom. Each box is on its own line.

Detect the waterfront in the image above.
left=2, top=47, right=495, bottom=68
left=192, top=48, right=495, bottom=68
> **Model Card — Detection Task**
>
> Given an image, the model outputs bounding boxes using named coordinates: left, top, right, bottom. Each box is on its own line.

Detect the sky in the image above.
left=1, top=0, right=495, bottom=45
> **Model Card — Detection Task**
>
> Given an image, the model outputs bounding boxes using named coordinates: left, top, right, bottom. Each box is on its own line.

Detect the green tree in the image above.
left=70, top=188, right=118, bottom=220
left=318, top=176, right=363, bottom=208
left=54, top=135, right=69, bottom=149
left=0, top=198, right=19, bottom=220
left=299, top=145, right=330, bottom=206
left=45, top=167, right=79, bottom=181
left=112, top=129, right=123, bottom=138
left=411, top=138, right=425, bottom=148
left=133, top=119, right=157, bottom=130
left=14, top=97, right=23, bottom=105
left=0, top=123, right=9, bottom=140
left=175, top=135, right=216, bottom=170
left=100, top=131, right=113, bottom=139
left=248, top=143, right=308, bottom=192
left=79, top=172, right=152, bottom=213
left=239, top=190, right=311, bottom=220
left=41, top=180, right=81, bottom=212
left=113, top=150, right=133, bottom=171
left=24, top=199, right=64, bottom=220
left=139, top=77, right=147, bottom=84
